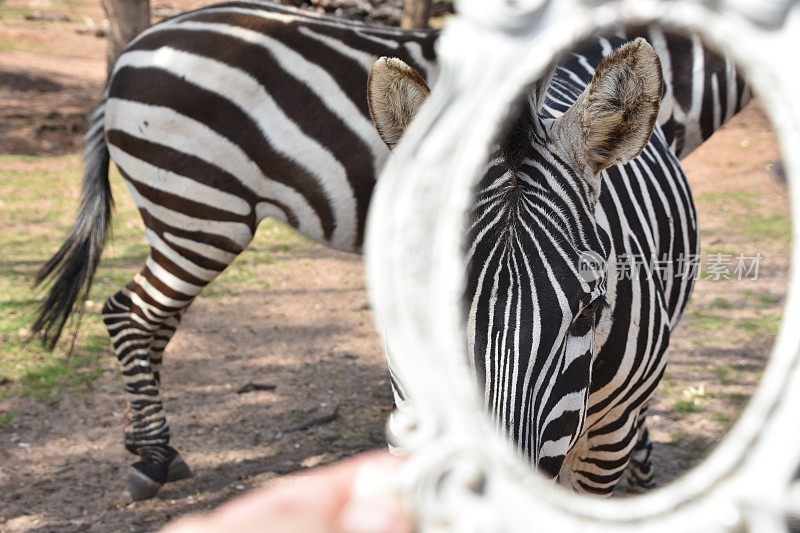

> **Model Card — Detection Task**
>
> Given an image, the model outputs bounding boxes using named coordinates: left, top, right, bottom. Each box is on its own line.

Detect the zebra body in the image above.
left=32, top=1, right=748, bottom=499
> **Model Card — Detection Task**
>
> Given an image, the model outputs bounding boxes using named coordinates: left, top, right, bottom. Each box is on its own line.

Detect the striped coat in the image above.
left=32, top=1, right=748, bottom=499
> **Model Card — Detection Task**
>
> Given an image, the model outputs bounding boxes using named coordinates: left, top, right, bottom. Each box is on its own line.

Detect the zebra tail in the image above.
left=32, top=100, right=114, bottom=351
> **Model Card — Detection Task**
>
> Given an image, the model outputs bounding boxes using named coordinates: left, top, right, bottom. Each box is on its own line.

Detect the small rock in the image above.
left=300, top=453, right=330, bottom=468
left=18, top=442, right=30, bottom=449
left=237, top=380, right=277, bottom=394
left=233, top=484, right=245, bottom=491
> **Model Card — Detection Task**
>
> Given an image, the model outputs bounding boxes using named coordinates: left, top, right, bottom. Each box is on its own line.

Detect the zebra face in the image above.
left=369, top=39, right=663, bottom=479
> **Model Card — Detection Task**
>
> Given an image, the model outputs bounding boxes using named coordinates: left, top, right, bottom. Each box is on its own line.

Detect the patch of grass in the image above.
left=711, top=412, right=734, bottom=428
left=740, top=213, right=791, bottom=242
left=726, top=392, right=751, bottom=410
left=710, top=297, right=733, bottom=310
left=0, top=157, right=133, bottom=401
left=689, top=310, right=727, bottom=331
left=757, top=293, right=782, bottom=306
left=742, top=290, right=783, bottom=307
left=714, top=364, right=737, bottom=384
left=0, top=410, right=20, bottom=428
left=696, top=190, right=756, bottom=209
left=0, top=38, right=15, bottom=52
left=669, top=431, right=685, bottom=445
left=688, top=309, right=780, bottom=340
left=736, top=315, right=780, bottom=336
left=659, top=373, right=677, bottom=394
left=0, top=3, right=32, bottom=21
left=675, top=398, right=701, bottom=414
left=16, top=340, right=105, bottom=401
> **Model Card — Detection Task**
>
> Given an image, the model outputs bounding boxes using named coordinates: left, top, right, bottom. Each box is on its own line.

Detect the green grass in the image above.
left=711, top=412, right=734, bottom=428
left=696, top=190, right=756, bottom=209
left=726, top=392, right=751, bottom=409
left=0, top=4, right=30, bottom=22
left=689, top=310, right=727, bottom=331
left=0, top=0, right=92, bottom=22
left=696, top=187, right=791, bottom=243
left=714, top=364, right=737, bottom=384
left=675, top=398, right=701, bottom=413
left=742, top=290, right=783, bottom=307
left=710, top=297, right=733, bottom=310
left=0, top=410, right=20, bottom=428
left=0, top=154, right=308, bottom=403
left=736, top=314, right=781, bottom=336
left=688, top=308, right=781, bottom=339
left=740, top=214, right=791, bottom=241
left=669, top=431, right=685, bottom=445
left=659, top=373, right=677, bottom=394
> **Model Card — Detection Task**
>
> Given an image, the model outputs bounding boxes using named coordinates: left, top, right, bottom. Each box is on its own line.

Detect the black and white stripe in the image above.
left=32, top=2, right=748, bottom=498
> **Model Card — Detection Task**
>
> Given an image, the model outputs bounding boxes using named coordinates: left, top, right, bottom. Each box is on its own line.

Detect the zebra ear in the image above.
left=571, top=38, right=663, bottom=175
left=368, top=57, right=431, bottom=149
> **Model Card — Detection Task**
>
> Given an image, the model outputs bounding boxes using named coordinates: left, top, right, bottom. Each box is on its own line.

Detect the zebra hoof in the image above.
left=166, top=453, right=193, bottom=482
left=127, top=467, right=164, bottom=501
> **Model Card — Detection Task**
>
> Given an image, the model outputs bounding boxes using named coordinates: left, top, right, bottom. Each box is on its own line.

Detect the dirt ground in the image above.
left=0, top=1, right=791, bottom=531
left=2, top=249, right=392, bottom=532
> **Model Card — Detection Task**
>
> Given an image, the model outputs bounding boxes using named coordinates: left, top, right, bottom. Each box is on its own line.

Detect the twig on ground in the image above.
left=236, top=380, right=278, bottom=394
left=285, top=405, right=340, bottom=432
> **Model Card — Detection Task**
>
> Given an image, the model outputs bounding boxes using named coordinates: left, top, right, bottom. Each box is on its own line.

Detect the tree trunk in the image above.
left=401, top=0, right=432, bottom=30
left=101, top=0, right=150, bottom=76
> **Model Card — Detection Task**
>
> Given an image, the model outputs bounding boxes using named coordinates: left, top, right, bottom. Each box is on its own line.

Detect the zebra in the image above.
left=30, top=1, right=748, bottom=499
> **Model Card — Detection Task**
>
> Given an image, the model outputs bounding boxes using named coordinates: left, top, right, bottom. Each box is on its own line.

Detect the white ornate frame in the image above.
left=365, top=0, right=800, bottom=530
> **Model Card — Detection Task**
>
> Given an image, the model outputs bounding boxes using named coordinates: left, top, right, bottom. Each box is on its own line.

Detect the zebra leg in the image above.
left=103, top=262, right=201, bottom=500
left=149, top=313, right=181, bottom=386
left=149, top=312, right=194, bottom=484
left=624, top=408, right=656, bottom=492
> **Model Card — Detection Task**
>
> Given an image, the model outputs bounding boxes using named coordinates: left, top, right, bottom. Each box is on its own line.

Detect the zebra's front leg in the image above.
left=624, top=408, right=656, bottom=492
left=103, top=289, right=191, bottom=500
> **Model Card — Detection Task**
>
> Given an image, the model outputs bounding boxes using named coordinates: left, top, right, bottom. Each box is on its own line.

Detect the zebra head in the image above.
left=368, top=38, right=663, bottom=479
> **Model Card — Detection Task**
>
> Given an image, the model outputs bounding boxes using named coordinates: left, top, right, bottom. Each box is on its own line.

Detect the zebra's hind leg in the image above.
left=149, top=312, right=193, bottom=484
left=624, top=409, right=656, bottom=492
left=103, top=264, right=201, bottom=500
